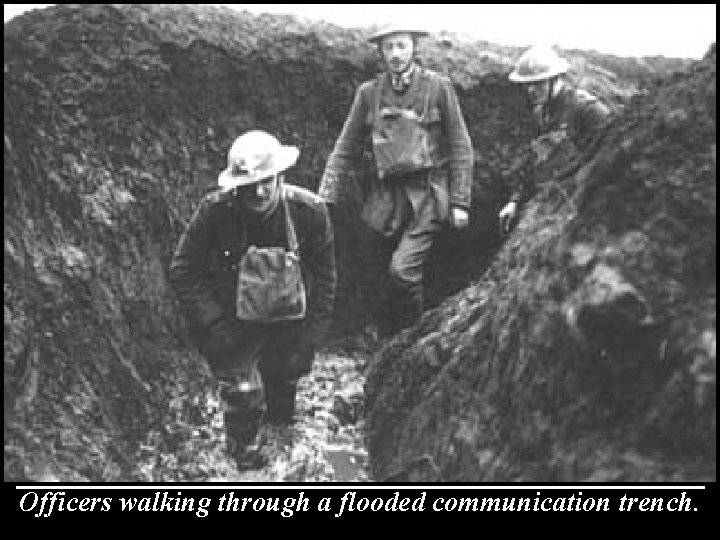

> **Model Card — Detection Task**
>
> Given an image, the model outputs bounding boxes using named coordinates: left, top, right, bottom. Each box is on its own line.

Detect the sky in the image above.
left=4, top=4, right=716, bottom=59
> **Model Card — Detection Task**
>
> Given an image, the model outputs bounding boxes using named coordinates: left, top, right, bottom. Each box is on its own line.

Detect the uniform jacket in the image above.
left=169, top=183, right=337, bottom=348
left=510, top=84, right=611, bottom=203
left=538, top=85, right=611, bottom=150
left=319, top=65, right=474, bottom=216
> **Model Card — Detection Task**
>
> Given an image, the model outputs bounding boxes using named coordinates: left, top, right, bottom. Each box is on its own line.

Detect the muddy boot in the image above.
left=221, top=381, right=268, bottom=470
left=265, top=381, right=298, bottom=426
left=386, top=280, right=423, bottom=335
left=227, top=416, right=269, bottom=470
left=370, top=297, right=401, bottom=337
left=225, top=418, right=269, bottom=470
left=396, top=289, right=423, bottom=332
left=376, top=298, right=399, bottom=338
left=234, top=445, right=269, bottom=470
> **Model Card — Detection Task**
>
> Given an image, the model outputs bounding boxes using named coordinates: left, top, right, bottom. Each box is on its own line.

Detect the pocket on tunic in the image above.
left=360, top=185, right=401, bottom=237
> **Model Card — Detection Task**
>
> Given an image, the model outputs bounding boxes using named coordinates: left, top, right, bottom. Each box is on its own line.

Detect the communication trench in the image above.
left=4, top=5, right=714, bottom=482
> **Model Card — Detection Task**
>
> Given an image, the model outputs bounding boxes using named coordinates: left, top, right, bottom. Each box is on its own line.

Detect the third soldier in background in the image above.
left=319, top=24, right=474, bottom=336
left=499, top=44, right=612, bottom=233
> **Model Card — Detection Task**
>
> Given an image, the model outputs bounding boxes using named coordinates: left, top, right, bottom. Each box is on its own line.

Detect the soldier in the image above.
left=499, top=45, right=612, bottom=232
left=319, top=24, right=474, bottom=336
left=169, top=130, right=336, bottom=468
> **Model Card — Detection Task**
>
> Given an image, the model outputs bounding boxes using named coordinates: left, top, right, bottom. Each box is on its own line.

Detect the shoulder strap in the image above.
left=280, top=187, right=299, bottom=254
left=372, top=72, right=385, bottom=125
left=418, top=67, right=435, bottom=114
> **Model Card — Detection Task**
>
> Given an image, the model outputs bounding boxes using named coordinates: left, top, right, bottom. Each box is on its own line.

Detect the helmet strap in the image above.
left=548, top=75, right=559, bottom=101
left=541, top=75, right=559, bottom=123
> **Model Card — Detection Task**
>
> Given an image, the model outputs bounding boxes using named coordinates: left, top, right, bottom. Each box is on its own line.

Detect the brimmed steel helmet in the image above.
left=509, top=45, right=570, bottom=83
left=368, top=24, right=429, bottom=43
left=217, top=131, right=299, bottom=192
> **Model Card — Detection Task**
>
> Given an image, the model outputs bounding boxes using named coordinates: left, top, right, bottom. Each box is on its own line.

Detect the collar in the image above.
left=390, top=62, right=417, bottom=92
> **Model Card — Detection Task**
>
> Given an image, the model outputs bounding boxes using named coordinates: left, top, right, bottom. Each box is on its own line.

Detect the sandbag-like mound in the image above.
left=365, top=46, right=716, bottom=482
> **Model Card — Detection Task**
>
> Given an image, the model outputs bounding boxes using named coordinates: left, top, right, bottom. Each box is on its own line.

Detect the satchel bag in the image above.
left=235, top=193, right=307, bottom=322
left=370, top=73, right=435, bottom=180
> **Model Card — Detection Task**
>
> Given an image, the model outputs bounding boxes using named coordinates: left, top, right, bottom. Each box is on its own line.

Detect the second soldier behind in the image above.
left=319, top=24, right=474, bottom=336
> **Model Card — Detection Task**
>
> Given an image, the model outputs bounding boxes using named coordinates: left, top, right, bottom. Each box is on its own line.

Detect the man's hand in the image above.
left=498, top=201, right=518, bottom=234
left=450, top=207, right=469, bottom=229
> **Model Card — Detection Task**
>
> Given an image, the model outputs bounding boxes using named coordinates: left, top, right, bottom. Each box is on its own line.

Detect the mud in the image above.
left=4, top=4, right=707, bottom=482
left=365, top=46, right=716, bottom=482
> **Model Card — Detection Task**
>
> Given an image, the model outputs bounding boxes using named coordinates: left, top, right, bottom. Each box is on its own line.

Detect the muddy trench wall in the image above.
left=365, top=46, right=716, bottom=483
left=4, top=4, right=536, bottom=480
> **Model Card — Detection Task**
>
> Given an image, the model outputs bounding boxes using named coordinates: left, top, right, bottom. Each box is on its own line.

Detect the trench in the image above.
left=4, top=4, right=532, bottom=482
left=128, top=19, right=521, bottom=483
left=8, top=4, right=710, bottom=484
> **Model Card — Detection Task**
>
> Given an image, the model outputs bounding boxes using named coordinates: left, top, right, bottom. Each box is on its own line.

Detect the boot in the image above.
left=221, top=382, right=268, bottom=470
left=389, top=281, right=423, bottom=334
left=397, top=293, right=423, bottom=331
left=225, top=412, right=269, bottom=470
left=376, top=296, right=399, bottom=338
left=265, top=382, right=297, bottom=426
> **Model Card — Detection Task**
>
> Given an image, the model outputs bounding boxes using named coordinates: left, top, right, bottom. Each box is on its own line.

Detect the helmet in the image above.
left=368, top=24, right=429, bottom=43
left=509, top=45, right=570, bottom=83
left=217, top=130, right=299, bottom=191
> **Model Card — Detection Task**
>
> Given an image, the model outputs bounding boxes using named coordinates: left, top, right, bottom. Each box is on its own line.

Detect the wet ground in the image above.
left=229, top=330, right=376, bottom=482
left=131, top=329, right=378, bottom=483
left=231, top=347, right=371, bottom=483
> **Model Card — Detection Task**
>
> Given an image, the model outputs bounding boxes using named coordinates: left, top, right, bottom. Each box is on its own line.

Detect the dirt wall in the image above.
left=364, top=46, right=716, bottom=482
left=4, top=4, right=691, bottom=481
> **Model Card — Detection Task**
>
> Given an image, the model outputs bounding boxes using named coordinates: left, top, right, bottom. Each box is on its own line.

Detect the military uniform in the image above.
left=169, top=183, right=336, bottom=449
left=510, top=84, right=611, bottom=204
left=319, top=64, right=473, bottom=332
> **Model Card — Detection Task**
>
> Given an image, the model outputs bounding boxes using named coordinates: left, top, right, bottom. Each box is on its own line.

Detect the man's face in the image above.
left=526, top=79, right=552, bottom=108
left=380, top=33, right=415, bottom=74
left=237, top=174, right=281, bottom=214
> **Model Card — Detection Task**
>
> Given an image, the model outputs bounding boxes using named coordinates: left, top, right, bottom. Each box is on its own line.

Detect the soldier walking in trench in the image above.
left=319, top=24, right=474, bottom=337
left=498, top=44, right=612, bottom=232
left=169, top=130, right=336, bottom=468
